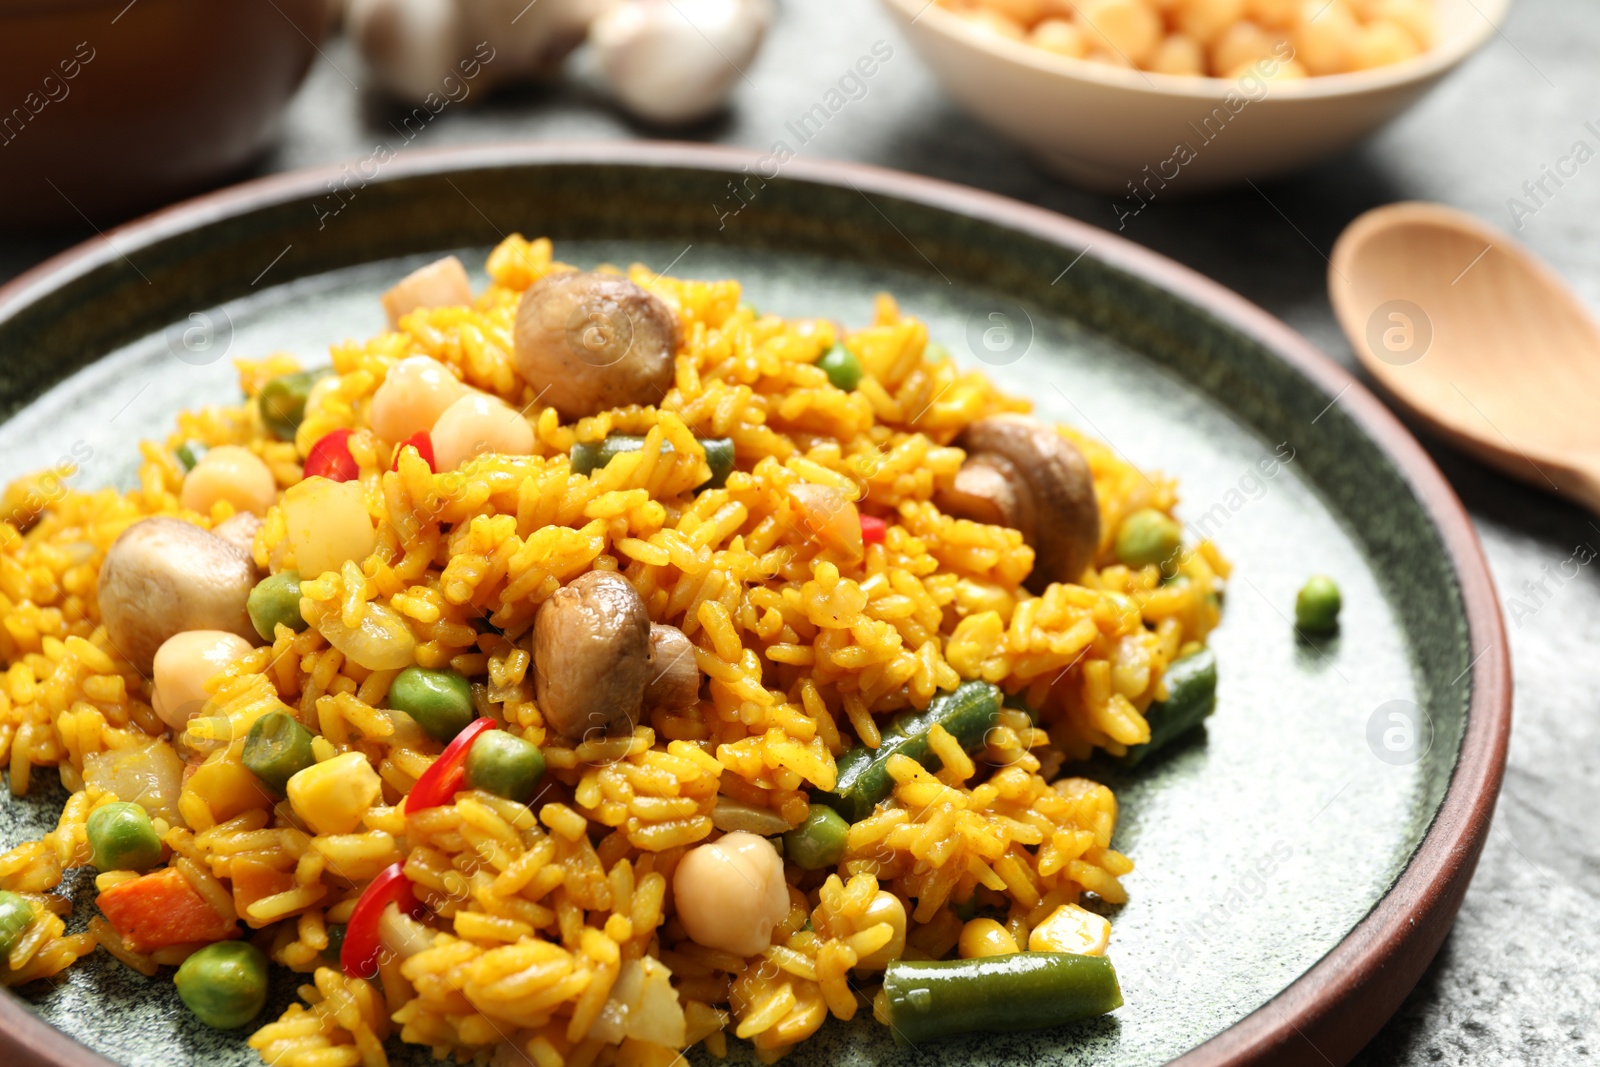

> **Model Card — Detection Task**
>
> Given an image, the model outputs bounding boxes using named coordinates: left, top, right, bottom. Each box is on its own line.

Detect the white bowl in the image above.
left=879, top=0, right=1509, bottom=193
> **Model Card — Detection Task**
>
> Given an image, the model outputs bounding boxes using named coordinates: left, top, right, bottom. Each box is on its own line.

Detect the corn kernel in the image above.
left=286, top=751, right=382, bottom=835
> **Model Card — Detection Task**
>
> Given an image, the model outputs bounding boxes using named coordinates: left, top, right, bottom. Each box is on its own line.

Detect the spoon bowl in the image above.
left=1330, top=202, right=1600, bottom=514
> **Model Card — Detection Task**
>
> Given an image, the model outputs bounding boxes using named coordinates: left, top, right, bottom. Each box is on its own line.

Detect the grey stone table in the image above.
left=2, top=0, right=1595, bottom=1062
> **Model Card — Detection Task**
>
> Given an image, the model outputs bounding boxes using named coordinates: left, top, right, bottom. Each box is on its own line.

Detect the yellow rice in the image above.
left=0, top=235, right=1227, bottom=1064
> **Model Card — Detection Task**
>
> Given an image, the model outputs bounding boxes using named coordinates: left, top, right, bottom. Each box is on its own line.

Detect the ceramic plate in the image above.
left=0, top=143, right=1509, bottom=1067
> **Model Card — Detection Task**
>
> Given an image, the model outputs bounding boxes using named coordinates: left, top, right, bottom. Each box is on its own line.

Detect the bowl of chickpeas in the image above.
left=881, top=0, right=1508, bottom=193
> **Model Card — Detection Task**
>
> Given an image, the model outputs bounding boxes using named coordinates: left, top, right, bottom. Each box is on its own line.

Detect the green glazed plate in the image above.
left=0, top=144, right=1509, bottom=1067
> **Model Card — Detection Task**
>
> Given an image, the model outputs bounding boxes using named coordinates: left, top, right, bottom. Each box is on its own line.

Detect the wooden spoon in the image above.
left=1329, top=202, right=1600, bottom=514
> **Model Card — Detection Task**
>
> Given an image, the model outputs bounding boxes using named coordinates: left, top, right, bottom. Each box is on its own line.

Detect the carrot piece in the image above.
left=96, top=866, right=239, bottom=953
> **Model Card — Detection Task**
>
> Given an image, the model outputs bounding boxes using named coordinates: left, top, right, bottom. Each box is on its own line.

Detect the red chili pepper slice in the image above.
left=860, top=514, right=888, bottom=545
left=305, top=429, right=359, bottom=482
left=340, top=861, right=426, bottom=980
left=391, top=431, right=435, bottom=473
left=404, top=717, right=498, bottom=815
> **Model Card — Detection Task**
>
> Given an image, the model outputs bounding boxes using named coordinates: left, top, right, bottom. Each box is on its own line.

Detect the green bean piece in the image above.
left=1114, top=508, right=1183, bottom=570
left=697, top=437, right=736, bottom=489
left=817, top=344, right=863, bottom=391
left=242, top=710, right=317, bottom=794
left=569, top=434, right=736, bottom=490
left=882, top=952, right=1122, bottom=1045
left=85, top=802, right=163, bottom=872
left=175, top=942, right=270, bottom=1029
left=465, top=731, right=546, bottom=804
left=1295, top=575, right=1341, bottom=634
left=389, top=666, right=476, bottom=742
left=818, top=680, right=1002, bottom=822
left=1119, top=648, right=1217, bottom=767
left=323, top=923, right=346, bottom=963
left=782, top=804, right=849, bottom=870
left=175, top=442, right=204, bottom=471
left=248, top=571, right=308, bottom=641
left=258, top=368, right=331, bottom=441
left=0, top=890, right=36, bottom=959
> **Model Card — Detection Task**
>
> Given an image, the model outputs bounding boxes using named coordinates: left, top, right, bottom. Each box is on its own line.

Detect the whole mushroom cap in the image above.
left=512, top=271, right=680, bottom=420
left=941, top=414, right=1101, bottom=593
left=532, top=570, right=652, bottom=740
left=97, top=517, right=261, bottom=675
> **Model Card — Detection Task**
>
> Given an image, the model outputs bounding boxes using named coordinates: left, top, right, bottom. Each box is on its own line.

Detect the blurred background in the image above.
left=1, top=0, right=1595, bottom=1061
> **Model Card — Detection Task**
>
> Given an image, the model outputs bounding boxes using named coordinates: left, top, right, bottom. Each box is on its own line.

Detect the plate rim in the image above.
left=0, top=140, right=1511, bottom=1067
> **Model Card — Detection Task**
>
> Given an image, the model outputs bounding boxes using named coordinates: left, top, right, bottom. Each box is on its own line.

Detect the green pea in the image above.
left=248, top=571, right=308, bottom=641
left=175, top=941, right=269, bottom=1029
left=782, top=804, right=849, bottom=870
left=86, top=802, right=163, bottom=872
left=1295, top=575, right=1342, bottom=634
left=258, top=368, right=331, bottom=441
left=0, top=890, right=36, bottom=959
left=1115, top=508, right=1183, bottom=570
left=817, top=344, right=863, bottom=391
left=388, top=666, right=476, bottom=742
left=464, top=731, right=546, bottom=804
left=242, top=710, right=317, bottom=794
left=323, top=923, right=346, bottom=963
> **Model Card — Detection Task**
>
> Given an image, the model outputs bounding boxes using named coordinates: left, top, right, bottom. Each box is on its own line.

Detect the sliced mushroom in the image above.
left=532, top=570, right=651, bottom=740
left=512, top=271, right=680, bottom=420
left=643, top=623, right=701, bottom=710
left=935, top=414, right=1100, bottom=593
left=211, top=511, right=263, bottom=557
left=97, top=517, right=261, bottom=674
left=381, top=255, right=473, bottom=329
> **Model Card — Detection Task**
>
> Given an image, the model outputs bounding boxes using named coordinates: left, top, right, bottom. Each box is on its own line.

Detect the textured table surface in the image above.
left=3, top=1, right=1596, bottom=1063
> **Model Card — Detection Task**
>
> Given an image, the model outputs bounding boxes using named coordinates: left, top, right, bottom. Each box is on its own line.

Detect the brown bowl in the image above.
left=0, top=0, right=326, bottom=231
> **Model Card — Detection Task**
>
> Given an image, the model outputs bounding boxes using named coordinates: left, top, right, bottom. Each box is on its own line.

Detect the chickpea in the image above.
left=1247, top=0, right=1299, bottom=26
left=853, top=890, right=908, bottom=969
left=959, top=917, right=1021, bottom=959
left=959, top=8, right=1026, bottom=40
left=672, top=831, right=790, bottom=957
left=430, top=393, right=536, bottom=472
left=180, top=446, right=276, bottom=518
left=1246, top=56, right=1308, bottom=78
left=1083, top=48, right=1135, bottom=67
left=989, top=0, right=1054, bottom=23
left=1348, top=18, right=1419, bottom=69
left=280, top=477, right=376, bottom=579
left=152, top=630, right=254, bottom=729
left=1173, top=0, right=1246, bottom=45
left=1373, top=0, right=1435, bottom=47
left=1150, top=32, right=1206, bottom=74
left=368, top=355, right=467, bottom=444
left=1030, top=18, right=1089, bottom=58
left=1210, top=20, right=1278, bottom=74
left=1293, top=0, right=1359, bottom=74
left=1075, top=0, right=1161, bottom=66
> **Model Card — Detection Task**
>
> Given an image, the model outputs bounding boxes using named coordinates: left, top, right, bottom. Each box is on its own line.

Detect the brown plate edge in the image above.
left=0, top=140, right=1513, bottom=1067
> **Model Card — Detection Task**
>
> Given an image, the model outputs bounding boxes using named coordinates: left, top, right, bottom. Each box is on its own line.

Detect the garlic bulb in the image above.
left=348, top=0, right=604, bottom=104
left=591, top=0, right=773, bottom=126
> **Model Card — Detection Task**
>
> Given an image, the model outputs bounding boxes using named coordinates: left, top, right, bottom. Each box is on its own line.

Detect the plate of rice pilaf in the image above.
left=0, top=146, right=1508, bottom=1067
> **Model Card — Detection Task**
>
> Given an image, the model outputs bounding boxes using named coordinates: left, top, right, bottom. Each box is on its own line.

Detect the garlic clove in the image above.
left=592, top=0, right=772, bottom=126
left=348, top=0, right=465, bottom=104
left=461, top=0, right=607, bottom=86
